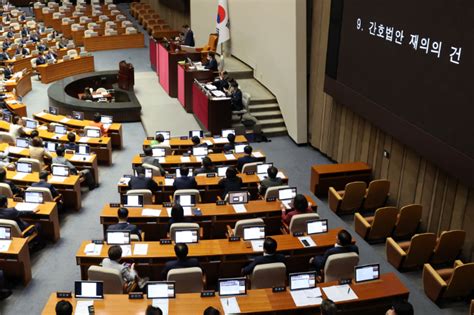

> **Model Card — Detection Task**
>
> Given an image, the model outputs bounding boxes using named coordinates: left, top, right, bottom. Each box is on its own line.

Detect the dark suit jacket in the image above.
left=218, top=177, right=243, bottom=198
left=64, top=142, right=79, bottom=151
left=0, top=207, right=30, bottom=231
left=312, top=244, right=359, bottom=271
left=0, top=53, right=9, bottom=61
left=259, top=177, right=284, bottom=195
left=231, top=89, right=244, bottom=111
left=161, top=257, right=200, bottom=279
left=0, top=179, right=22, bottom=196
left=173, top=176, right=197, bottom=190
left=31, top=181, right=59, bottom=198
left=107, top=222, right=141, bottom=241
left=213, top=78, right=229, bottom=91
left=194, top=166, right=216, bottom=176
left=15, top=48, right=28, bottom=55
left=184, top=30, right=195, bottom=47
left=223, top=142, right=235, bottom=152
left=204, top=58, right=218, bottom=71
left=237, top=155, right=258, bottom=171
left=242, top=253, right=286, bottom=275
left=36, top=56, right=46, bottom=65
left=128, top=175, right=159, bottom=191
left=3, top=68, right=12, bottom=80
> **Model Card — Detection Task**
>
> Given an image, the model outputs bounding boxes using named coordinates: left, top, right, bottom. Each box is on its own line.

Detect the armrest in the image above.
left=21, top=224, right=36, bottom=238
left=423, top=263, right=447, bottom=302
left=225, top=224, right=233, bottom=238
left=328, top=187, right=342, bottom=213
left=281, top=221, right=289, bottom=234
left=140, top=231, right=145, bottom=241
left=454, top=260, right=464, bottom=268
left=199, top=227, right=204, bottom=239
left=354, top=213, right=371, bottom=240
left=385, top=237, right=406, bottom=269
left=53, top=194, right=62, bottom=203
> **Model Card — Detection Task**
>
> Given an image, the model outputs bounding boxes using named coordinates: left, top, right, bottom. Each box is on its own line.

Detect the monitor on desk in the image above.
left=100, top=115, right=113, bottom=124
left=2, top=112, right=11, bottom=123
left=24, top=119, right=38, bottom=129
left=221, top=129, right=235, bottom=138
left=44, top=141, right=57, bottom=152
left=15, top=138, right=29, bottom=148
left=48, top=106, right=58, bottom=115
left=146, top=282, right=175, bottom=299
left=16, top=161, right=32, bottom=173
left=52, top=164, right=69, bottom=177
left=174, top=194, right=196, bottom=207
left=278, top=187, right=297, bottom=201
left=307, top=219, right=328, bottom=235
left=289, top=271, right=316, bottom=291
left=192, top=146, right=208, bottom=156
left=106, top=230, right=131, bottom=245
left=218, top=277, right=247, bottom=296
left=152, top=148, right=166, bottom=157
left=72, top=111, right=84, bottom=120
left=86, top=128, right=100, bottom=138
left=234, top=143, right=247, bottom=154
left=0, top=226, right=11, bottom=240
left=217, top=166, right=228, bottom=177
left=155, top=131, right=170, bottom=140
left=144, top=168, right=153, bottom=178
left=175, top=168, right=193, bottom=178
left=76, top=144, right=90, bottom=155
left=74, top=280, right=104, bottom=299
left=228, top=191, right=248, bottom=205
left=174, top=229, right=199, bottom=244
left=243, top=225, right=265, bottom=241
left=189, top=130, right=203, bottom=138
left=355, top=264, right=380, bottom=283
left=256, top=163, right=273, bottom=175
left=120, top=194, right=144, bottom=208
left=54, top=124, right=67, bottom=135
left=24, top=191, right=44, bottom=204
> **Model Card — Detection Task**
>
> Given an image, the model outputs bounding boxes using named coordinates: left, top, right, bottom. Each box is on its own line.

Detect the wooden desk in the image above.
left=177, top=64, right=215, bottom=113
left=33, top=112, right=124, bottom=149
left=0, top=238, right=31, bottom=285
left=193, top=81, right=232, bottom=134
left=84, top=33, right=145, bottom=51
left=4, top=71, right=33, bottom=97
left=37, top=56, right=95, bottom=84
left=76, top=229, right=343, bottom=281
left=3, top=55, right=34, bottom=72
left=310, top=162, right=372, bottom=196
left=142, top=135, right=248, bottom=154
left=42, top=273, right=408, bottom=315
left=2, top=92, right=27, bottom=117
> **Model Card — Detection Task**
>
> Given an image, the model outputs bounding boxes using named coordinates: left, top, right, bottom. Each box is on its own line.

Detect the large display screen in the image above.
left=325, top=0, right=474, bottom=186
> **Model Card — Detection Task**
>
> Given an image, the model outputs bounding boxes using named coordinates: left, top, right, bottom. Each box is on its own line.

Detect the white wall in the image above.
left=191, top=0, right=307, bottom=143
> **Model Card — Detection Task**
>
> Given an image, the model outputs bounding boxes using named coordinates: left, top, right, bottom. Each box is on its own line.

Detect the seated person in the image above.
left=2, top=64, right=13, bottom=80
left=241, top=237, right=285, bottom=275
left=203, top=307, right=220, bottom=315
left=149, top=133, right=168, bottom=148
left=55, top=300, right=73, bottom=315
left=2, top=38, right=11, bottom=51
left=223, top=133, right=236, bottom=152
left=168, top=204, right=190, bottom=229
left=203, top=52, right=218, bottom=71
left=36, top=41, right=48, bottom=52
left=29, top=30, right=40, bottom=42
left=281, top=194, right=313, bottom=226
left=141, top=146, right=166, bottom=175
left=385, top=301, right=414, bottom=315
left=129, top=165, right=159, bottom=191
left=0, top=269, right=12, bottom=300
left=31, top=171, right=59, bottom=199
left=0, top=168, right=23, bottom=197
left=309, top=229, right=359, bottom=273
left=173, top=166, right=197, bottom=190
left=29, top=137, right=53, bottom=168
left=19, top=35, right=28, bottom=45
left=259, top=166, right=284, bottom=195
left=80, top=87, right=93, bottom=101
left=212, top=71, right=229, bottom=91
left=146, top=306, right=163, bottom=315
left=53, top=145, right=96, bottom=190
left=101, top=245, right=149, bottom=290
left=107, top=207, right=141, bottom=241
left=191, top=136, right=208, bottom=149
left=21, top=26, right=29, bottom=38
left=57, top=36, right=69, bottom=49
left=64, top=132, right=79, bottom=151
left=321, top=299, right=337, bottom=315
left=9, top=116, right=25, bottom=138
left=0, top=194, right=38, bottom=234
left=0, top=48, right=10, bottom=61
left=228, top=81, right=243, bottom=111
left=90, top=112, right=107, bottom=135
left=218, top=167, right=242, bottom=199
left=15, top=44, right=29, bottom=56
left=194, top=157, right=216, bottom=175
left=160, top=243, right=200, bottom=280
left=35, top=51, right=47, bottom=66
left=6, top=27, right=14, bottom=39
left=237, top=145, right=258, bottom=171
left=44, top=48, right=57, bottom=62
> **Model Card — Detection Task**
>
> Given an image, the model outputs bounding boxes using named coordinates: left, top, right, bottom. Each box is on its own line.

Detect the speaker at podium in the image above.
left=118, top=60, right=134, bottom=90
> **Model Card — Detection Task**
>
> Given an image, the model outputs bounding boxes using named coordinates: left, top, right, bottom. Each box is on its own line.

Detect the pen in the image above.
left=227, top=299, right=229, bottom=306
left=347, top=286, right=351, bottom=294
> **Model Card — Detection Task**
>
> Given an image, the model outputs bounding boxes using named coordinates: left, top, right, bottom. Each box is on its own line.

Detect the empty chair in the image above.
left=386, top=233, right=437, bottom=270
left=241, top=162, right=262, bottom=173
left=324, top=252, right=360, bottom=282
left=105, top=21, right=116, bottom=28
left=167, top=267, right=203, bottom=293
left=263, top=185, right=289, bottom=200
left=122, top=20, right=133, bottom=28
left=84, top=30, right=94, bottom=37
left=87, top=22, right=98, bottom=30
left=250, top=262, right=286, bottom=289
left=116, top=15, right=126, bottom=22
left=96, top=88, right=107, bottom=93
left=110, top=9, right=120, bottom=15
left=126, top=189, right=153, bottom=205
left=142, top=163, right=162, bottom=177
left=328, top=181, right=367, bottom=215
left=173, top=189, right=201, bottom=203
left=79, top=16, right=89, bottom=23
left=354, top=206, right=398, bottom=242
left=227, top=218, right=264, bottom=238
left=125, top=27, right=137, bottom=35
left=393, top=204, right=422, bottom=239
left=67, top=49, right=78, bottom=58
left=0, top=132, right=15, bottom=145
left=423, top=260, right=474, bottom=303
left=362, top=179, right=390, bottom=210
left=0, top=183, right=13, bottom=198
left=26, top=187, right=60, bottom=202
left=105, top=29, right=117, bottom=36
left=284, top=213, right=320, bottom=234
left=430, top=230, right=466, bottom=265
left=99, top=15, right=109, bottom=22
left=18, top=158, right=42, bottom=173
left=169, top=223, right=200, bottom=242
left=0, top=219, right=38, bottom=244
left=87, top=266, right=124, bottom=294
left=200, top=33, right=218, bottom=53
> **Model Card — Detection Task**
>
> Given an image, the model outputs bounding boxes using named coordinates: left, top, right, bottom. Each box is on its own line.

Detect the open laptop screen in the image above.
left=52, top=165, right=69, bottom=177
left=24, top=191, right=44, bottom=204
left=155, top=131, right=170, bottom=140
left=355, top=264, right=380, bottom=283
left=74, top=281, right=104, bottom=299
left=16, top=162, right=32, bottom=173
left=228, top=191, right=248, bottom=205
left=243, top=226, right=265, bottom=241
left=174, top=229, right=199, bottom=243
left=120, top=195, right=144, bottom=207
left=175, top=194, right=196, bottom=207
left=146, top=282, right=175, bottom=299
left=221, top=129, right=235, bottom=138
left=307, top=219, right=328, bottom=235
left=289, top=272, right=317, bottom=291
left=0, top=226, right=11, bottom=240
left=106, top=230, right=131, bottom=245
left=218, top=277, right=246, bottom=296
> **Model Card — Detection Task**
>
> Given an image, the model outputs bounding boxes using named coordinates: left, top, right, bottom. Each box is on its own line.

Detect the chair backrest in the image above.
left=87, top=265, right=123, bottom=294
left=241, top=162, right=262, bottom=173
left=126, top=189, right=152, bottom=205
left=0, top=219, right=22, bottom=237
left=0, top=183, right=13, bottom=198
left=288, top=213, right=320, bottom=234
left=431, top=230, right=466, bottom=265
left=234, top=218, right=264, bottom=238
left=26, top=186, right=53, bottom=202
left=0, top=132, right=15, bottom=145
left=393, top=204, right=422, bottom=239
left=169, top=222, right=200, bottom=242
left=141, top=163, right=162, bottom=177
left=242, top=92, right=251, bottom=111
left=18, top=157, right=41, bottom=173
left=403, top=233, right=437, bottom=268
left=206, top=33, right=218, bottom=51
left=364, top=179, right=390, bottom=210
left=67, top=49, right=78, bottom=58
left=263, top=185, right=289, bottom=200
left=167, top=267, right=203, bottom=293
left=444, top=263, right=474, bottom=299
left=366, top=206, right=398, bottom=240
left=324, top=252, right=360, bottom=282
left=250, top=262, right=286, bottom=289
left=125, top=27, right=137, bottom=34
left=173, top=189, right=201, bottom=203
left=340, top=181, right=367, bottom=212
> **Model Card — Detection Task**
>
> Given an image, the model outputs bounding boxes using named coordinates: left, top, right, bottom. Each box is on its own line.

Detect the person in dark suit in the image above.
left=129, top=165, right=159, bottom=191
left=228, top=81, right=243, bottom=111
left=44, top=48, right=57, bottom=62
left=212, top=71, right=230, bottom=92
left=194, top=157, right=216, bottom=176
left=29, top=31, right=40, bottom=43
left=21, top=26, right=29, bottom=38
left=107, top=207, right=141, bottom=241
left=0, top=168, right=23, bottom=197
left=321, top=299, right=337, bottom=315
left=242, top=237, right=285, bottom=275
left=0, top=48, right=10, bottom=61
left=167, top=204, right=191, bottom=231
left=223, top=133, right=236, bottom=152
left=259, top=166, right=284, bottom=196
left=141, top=146, right=166, bottom=176
left=386, top=301, right=414, bottom=315
left=2, top=64, right=13, bottom=80
left=309, top=229, right=359, bottom=273
left=32, top=171, right=59, bottom=199
left=2, top=39, right=11, bottom=51
left=0, top=194, right=38, bottom=232
left=0, top=269, right=11, bottom=300
left=55, top=300, right=73, bottom=315
left=64, top=132, right=79, bottom=151
left=237, top=145, right=258, bottom=171
left=218, top=167, right=243, bottom=199
left=6, top=27, right=14, bottom=39
left=35, top=52, right=47, bottom=66
left=15, top=44, right=29, bottom=56
left=173, top=166, right=197, bottom=190
left=204, top=52, right=218, bottom=71
left=161, top=243, right=200, bottom=279
left=182, top=25, right=195, bottom=47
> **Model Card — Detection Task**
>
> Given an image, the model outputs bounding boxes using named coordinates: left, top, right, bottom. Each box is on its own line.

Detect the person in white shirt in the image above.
left=9, top=116, right=25, bottom=138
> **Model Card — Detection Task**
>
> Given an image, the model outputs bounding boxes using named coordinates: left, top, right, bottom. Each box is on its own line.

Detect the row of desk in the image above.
left=3, top=71, right=33, bottom=97
left=142, top=134, right=247, bottom=152
left=37, top=55, right=95, bottom=84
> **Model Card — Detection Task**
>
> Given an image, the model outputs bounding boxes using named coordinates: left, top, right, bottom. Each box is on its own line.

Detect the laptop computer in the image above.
left=120, top=194, right=144, bottom=207
left=152, top=148, right=166, bottom=157
left=289, top=271, right=317, bottom=291
left=16, top=162, right=32, bottom=173
left=24, top=119, right=38, bottom=129
left=146, top=282, right=175, bottom=299
left=74, top=280, right=104, bottom=299
left=0, top=226, right=11, bottom=240
left=106, top=230, right=131, bottom=245
left=221, top=129, right=235, bottom=138
left=217, top=166, right=228, bottom=177
left=24, top=191, right=44, bottom=204
left=228, top=191, right=248, bottom=205
left=192, top=146, right=208, bottom=156
left=72, top=111, right=84, bottom=120
left=52, top=164, right=69, bottom=177
left=218, top=277, right=247, bottom=296
left=234, top=143, right=247, bottom=154
left=174, top=194, right=196, bottom=207
left=174, top=229, right=199, bottom=243
left=242, top=225, right=265, bottom=241
left=278, top=187, right=297, bottom=209
left=100, top=115, right=113, bottom=129
left=15, top=138, right=29, bottom=148
left=155, top=131, right=170, bottom=140
left=354, top=264, right=380, bottom=283
left=86, top=128, right=100, bottom=138
left=44, top=141, right=57, bottom=152
left=307, top=219, right=328, bottom=235
left=75, top=144, right=90, bottom=155
left=54, top=125, right=67, bottom=135
left=256, top=163, right=273, bottom=180
left=189, top=130, right=203, bottom=138
left=175, top=168, right=193, bottom=178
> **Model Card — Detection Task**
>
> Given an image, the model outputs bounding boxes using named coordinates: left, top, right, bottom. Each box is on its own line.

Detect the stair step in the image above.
left=258, top=118, right=285, bottom=128
left=249, top=103, right=280, bottom=112
left=252, top=111, right=282, bottom=118
left=262, top=126, right=288, bottom=136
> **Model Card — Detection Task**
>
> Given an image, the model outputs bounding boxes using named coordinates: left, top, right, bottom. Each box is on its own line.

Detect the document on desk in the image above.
left=84, top=243, right=102, bottom=256
left=183, top=207, right=192, bottom=216
left=252, top=152, right=264, bottom=158
left=224, top=153, right=235, bottom=160
left=277, top=171, right=285, bottom=178
left=251, top=240, right=264, bottom=252
left=13, top=173, right=27, bottom=180
left=152, top=299, right=169, bottom=315
left=159, top=157, right=166, bottom=163
left=14, top=202, right=38, bottom=212
left=118, top=177, right=131, bottom=185
left=211, top=90, right=226, bottom=98
left=213, top=138, right=228, bottom=144
left=142, top=208, right=161, bottom=217
left=220, top=297, right=240, bottom=315
left=120, top=245, right=132, bottom=257
left=71, top=154, right=92, bottom=162
left=164, top=178, right=174, bottom=186
left=7, top=146, right=23, bottom=154
left=298, top=236, right=316, bottom=248
left=232, top=204, right=247, bottom=213
left=78, top=137, right=90, bottom=143
left=290, top=287, right=323, bottom=306
left=133, top=243, right=148, bottom=256
left=50, top=176, right=66, bottom=183
left=205, top=84, right=217, bottom=91
left=35, top=111, right=46, bottom=117
left=181, top=156, right=191, bottom=163
left=60, top=117, right=70, bottom=123
left=74, top=301, right=93, bottom=315
left=0, top=240, right=12, bottom=252
left=257, top=174, right=267, bottom=181
left=204, top=140, right=213, bottom=146
left=322, top=284, right=358, bottom=302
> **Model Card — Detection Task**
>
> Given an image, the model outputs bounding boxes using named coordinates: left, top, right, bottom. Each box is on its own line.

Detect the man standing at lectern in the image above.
left=182, top=25, right=195, bottom=47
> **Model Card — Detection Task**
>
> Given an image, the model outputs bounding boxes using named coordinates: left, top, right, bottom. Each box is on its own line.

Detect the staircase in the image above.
left=224, top=56, right=287, bottom=137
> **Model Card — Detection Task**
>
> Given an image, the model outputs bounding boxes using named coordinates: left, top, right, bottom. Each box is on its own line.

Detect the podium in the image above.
left=118, top=60, right=134, bottom=90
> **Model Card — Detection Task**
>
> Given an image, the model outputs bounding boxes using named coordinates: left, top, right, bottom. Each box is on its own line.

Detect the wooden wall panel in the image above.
left=308, top=0, right=473, bottom=259
left=142, top=0, right=190, bottom=30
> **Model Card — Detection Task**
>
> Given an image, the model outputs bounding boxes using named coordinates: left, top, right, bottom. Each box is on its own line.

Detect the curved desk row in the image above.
left=37, top=55, right=95, bottom=84
left=83, top=33, right=145, bottom=51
